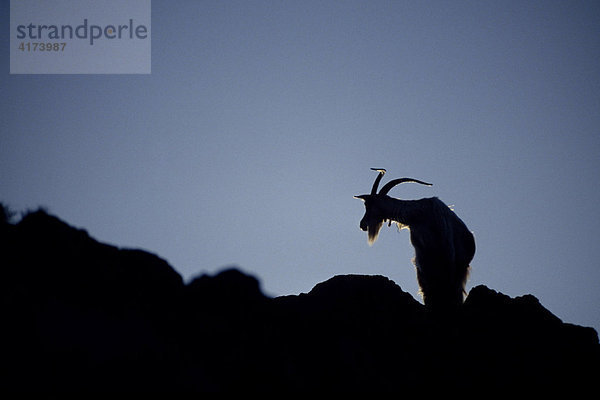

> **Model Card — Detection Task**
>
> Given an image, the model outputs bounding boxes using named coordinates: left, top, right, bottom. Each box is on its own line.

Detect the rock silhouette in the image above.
left=1, top=209, right=598, bottom=392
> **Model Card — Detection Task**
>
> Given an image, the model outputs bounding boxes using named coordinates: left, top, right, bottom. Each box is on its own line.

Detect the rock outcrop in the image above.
left=1, top=210, right=598, bottom=392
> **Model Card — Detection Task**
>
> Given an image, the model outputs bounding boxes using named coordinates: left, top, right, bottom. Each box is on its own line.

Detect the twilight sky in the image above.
left=2, top=1, right=599, bottom=331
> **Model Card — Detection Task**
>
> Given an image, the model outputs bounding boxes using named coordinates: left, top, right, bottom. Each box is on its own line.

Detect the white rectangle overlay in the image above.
left=10, top=0, right=151, bottom=74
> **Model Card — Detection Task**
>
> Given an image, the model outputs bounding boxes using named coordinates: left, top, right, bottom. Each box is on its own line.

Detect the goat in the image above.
left=355, top=168, right=475, bottom=311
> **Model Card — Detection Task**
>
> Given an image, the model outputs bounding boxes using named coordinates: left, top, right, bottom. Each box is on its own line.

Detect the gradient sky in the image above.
left=2, top=1, right=599, bottom=331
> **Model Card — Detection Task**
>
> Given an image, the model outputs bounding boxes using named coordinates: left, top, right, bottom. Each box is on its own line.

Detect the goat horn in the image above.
left=369, top=168, right=386, bottom=195
left=378, top=177, right=432, bottom=196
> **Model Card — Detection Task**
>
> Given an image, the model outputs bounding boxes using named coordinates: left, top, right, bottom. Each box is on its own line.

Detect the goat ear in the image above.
left=354, top=195, right=367, bottom=202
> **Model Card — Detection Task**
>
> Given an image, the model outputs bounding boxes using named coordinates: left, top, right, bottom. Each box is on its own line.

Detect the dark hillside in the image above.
left=1, top=210, right=598, bottom=392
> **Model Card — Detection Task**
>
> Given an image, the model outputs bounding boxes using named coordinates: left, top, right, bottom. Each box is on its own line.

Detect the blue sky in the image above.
left=2, top=1, right=599, bottom=331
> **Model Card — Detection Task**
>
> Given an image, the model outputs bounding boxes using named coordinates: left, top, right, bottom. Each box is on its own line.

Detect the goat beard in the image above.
left=367, top=221, right=384, bottom=246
